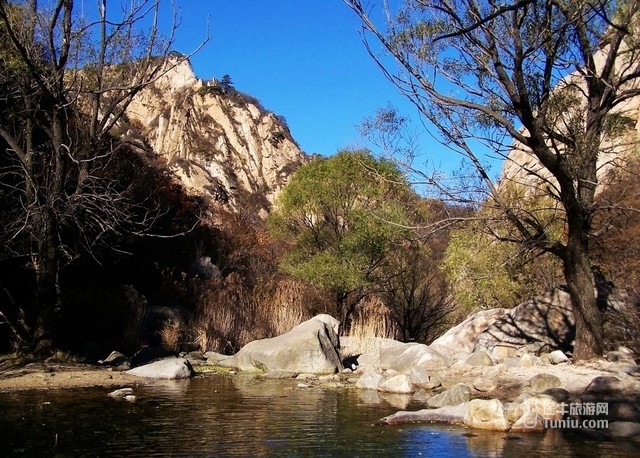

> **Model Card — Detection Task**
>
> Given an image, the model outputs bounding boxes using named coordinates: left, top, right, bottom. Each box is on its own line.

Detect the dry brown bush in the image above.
left=159, top=319, right=182, bottom=352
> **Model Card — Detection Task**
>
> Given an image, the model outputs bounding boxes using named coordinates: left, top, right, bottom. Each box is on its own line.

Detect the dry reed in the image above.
left=341, top=297, right=397, bottom=357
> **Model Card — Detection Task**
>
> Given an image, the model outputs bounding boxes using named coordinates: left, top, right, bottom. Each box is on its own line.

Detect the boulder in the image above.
left=472, top=377, right=498, bottom=393
left=548, top=350, right=570, bottom=364
left=355, top=369, right=384, bottom=390
left=464, top=399, right=511, bottom=431
left=378, top=374, right=414, bottom=394
left=204, top=351, right=233, bottom=365
left=528, top=373, right=562, bottom=392
left=518, top=353, right=542, bottom=367
left=474, top=287, right=575, bottom=354
left=108, top=388, right=134, bottom=398
left=378, top=403, right=468, bottom=425
left=606, top=350, right=636, bottom=364
left=431, top=308, right=509, bottom=354
left=126, top=357, right=193, bottom=379
left=427, top=383, right=471, bottom=408
left=229, top=314, right=342, bottom=374
left=189, top=256, right=221, bottom=280
left=379, top=343, right=450, bottom=373
left=584, top=376, right=625, bottom=395
left=407, top=367, right=430, bottom=386
left=98, top=351, right=130, bottom=370
left=542, top=388, right=571, bottom=403
left=490, top=345, right=518, bottom=360
left=464, top=351, right=494, bottom=367
left=342, top=337, right=404, bottom=369
left=131, top=346, right=175, bottom=367
left=511, top=410, right=546, bottom=432
left=516, top=394, right=564, bottom=422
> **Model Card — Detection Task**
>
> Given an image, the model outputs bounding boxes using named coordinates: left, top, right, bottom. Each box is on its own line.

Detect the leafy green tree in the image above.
left=269, top=149, right=413, bottom=330
left=345, top=0, right=640, bottom=359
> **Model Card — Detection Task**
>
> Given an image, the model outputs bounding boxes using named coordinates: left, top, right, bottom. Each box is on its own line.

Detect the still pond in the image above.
left=1, top=374, right=638, bottom=457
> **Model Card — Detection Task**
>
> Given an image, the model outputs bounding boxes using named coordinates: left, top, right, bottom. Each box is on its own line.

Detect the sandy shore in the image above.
left=0, top=356, right=154, bottom=393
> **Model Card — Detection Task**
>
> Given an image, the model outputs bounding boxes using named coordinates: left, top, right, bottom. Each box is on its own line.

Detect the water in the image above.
left=0, top=374, right=638, bottom=457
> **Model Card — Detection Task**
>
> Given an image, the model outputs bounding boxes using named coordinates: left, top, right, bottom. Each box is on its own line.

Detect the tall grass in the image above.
left=188, top=276, right=312, bottom=353
left=159, top=319, right=182, bottom=352
left=341, top=297, right=397, bottom=357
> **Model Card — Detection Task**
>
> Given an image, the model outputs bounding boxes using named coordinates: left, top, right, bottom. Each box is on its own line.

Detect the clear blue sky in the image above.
left=164, top=0, right=422, bottom=158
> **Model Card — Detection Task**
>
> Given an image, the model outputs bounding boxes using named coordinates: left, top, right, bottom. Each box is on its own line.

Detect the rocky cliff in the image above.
left=116, top=58, right=306, bottom=212
left=499, top=41, right=640, bottom=192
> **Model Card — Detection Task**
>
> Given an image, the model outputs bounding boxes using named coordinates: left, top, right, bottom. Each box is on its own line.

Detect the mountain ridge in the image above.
left=114, top=57, right=307, bottom=213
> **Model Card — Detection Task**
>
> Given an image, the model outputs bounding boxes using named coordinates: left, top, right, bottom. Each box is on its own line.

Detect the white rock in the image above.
left=126, top=357, right=193, bottom=380
left=548, top=350, right=569, bottom=364
left=378, top=374, right=414, bottom=394
left=464, top=399, right=511, bottom=431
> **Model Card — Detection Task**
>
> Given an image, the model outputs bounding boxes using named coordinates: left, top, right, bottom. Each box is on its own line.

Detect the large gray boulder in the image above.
left=126, top=357, right=193, bottom=379
left=430, top=308, right=509, bottom=354
left=474, top=287, right=575, bottom=355
left=379, top=342, right=451, bottom=373
left=229, top=314, right=342, bottom=374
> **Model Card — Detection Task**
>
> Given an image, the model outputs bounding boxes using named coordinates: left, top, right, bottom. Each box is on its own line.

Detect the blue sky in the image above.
left=164, top=0, right=424, bottom=158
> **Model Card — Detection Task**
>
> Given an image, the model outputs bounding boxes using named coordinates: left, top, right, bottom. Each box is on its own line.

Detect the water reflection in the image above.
left=0, top=375, right=639, bottom=457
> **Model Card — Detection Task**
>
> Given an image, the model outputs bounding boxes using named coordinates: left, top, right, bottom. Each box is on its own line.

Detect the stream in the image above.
left=1, top=374, right=639, bottom=457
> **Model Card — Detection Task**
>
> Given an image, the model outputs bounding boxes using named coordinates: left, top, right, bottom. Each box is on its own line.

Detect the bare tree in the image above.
left=380, top=243, right=454, bottom=343
left=0, top=0, right=205, bottom=353
left=344, top=0, right=640, bottom=359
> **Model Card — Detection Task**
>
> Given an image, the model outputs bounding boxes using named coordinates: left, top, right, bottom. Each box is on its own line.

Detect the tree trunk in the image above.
left=32, top=211, right=60, bottom=356
left=563, top=229, right=604, bottom=360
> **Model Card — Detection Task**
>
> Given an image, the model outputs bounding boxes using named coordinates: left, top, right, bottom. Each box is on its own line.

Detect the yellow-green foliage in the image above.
left=269, top=149, right=413, bottom=300
left=444, top=181, right=565, bottom=311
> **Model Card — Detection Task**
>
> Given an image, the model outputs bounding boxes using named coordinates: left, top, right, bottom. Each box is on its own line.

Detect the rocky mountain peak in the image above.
left=118, top=56, right=307, bottom=212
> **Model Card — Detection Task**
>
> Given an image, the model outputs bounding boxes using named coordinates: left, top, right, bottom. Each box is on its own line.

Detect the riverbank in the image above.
left=3, top=350, right=638, bottom=401
left=0, top=354, right=154, bottom=392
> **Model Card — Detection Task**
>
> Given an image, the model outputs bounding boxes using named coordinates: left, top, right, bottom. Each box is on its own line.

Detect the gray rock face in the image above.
left=431, top=308, right=509, bottom=354
left=474, top=287, right=575, bottom=354
left=123, top=59, right=306, bottom=211
left=229, top=315, right=342, bottom=374
left=379, top=343, right=450, bottom=373
left=126, top=357, right=193, bottom=379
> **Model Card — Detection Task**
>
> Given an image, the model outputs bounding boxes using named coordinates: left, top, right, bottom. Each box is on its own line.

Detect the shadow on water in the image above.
left=1, top=375, right=639, bottom=457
